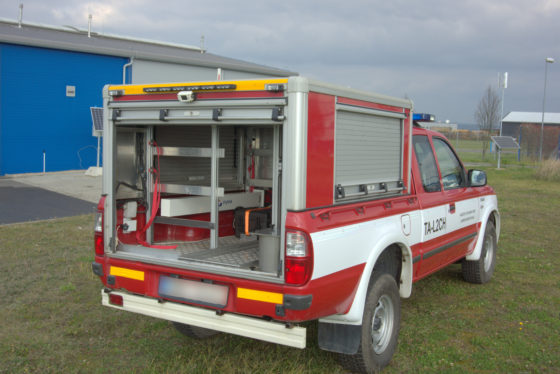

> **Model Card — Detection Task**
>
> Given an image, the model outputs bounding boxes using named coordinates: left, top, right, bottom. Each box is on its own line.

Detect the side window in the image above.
left=413, top=135, right=441, bottom=192
left=432, top=138, right=465, bottom=190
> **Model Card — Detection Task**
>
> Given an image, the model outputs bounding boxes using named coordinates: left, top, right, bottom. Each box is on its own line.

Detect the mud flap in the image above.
left=318, top=322, right=361, bottom=354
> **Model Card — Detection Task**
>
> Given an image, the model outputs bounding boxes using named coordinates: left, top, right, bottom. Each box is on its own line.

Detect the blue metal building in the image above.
left=0, top=19, right=294, bottom=175
left=0, top=43, right=125, bottom=174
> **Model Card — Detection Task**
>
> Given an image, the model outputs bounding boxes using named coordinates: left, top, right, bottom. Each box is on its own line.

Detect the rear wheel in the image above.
left=172, top=322, right=220, bottom=339
left=338, top=274, right=401, bottom=373
left=462, top=221, right=497, bottom=284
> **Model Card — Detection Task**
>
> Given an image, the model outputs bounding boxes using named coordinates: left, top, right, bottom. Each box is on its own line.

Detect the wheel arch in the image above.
left=467, top=196, right=500, bottom=261
left=320, top=234, right=413, bottom=326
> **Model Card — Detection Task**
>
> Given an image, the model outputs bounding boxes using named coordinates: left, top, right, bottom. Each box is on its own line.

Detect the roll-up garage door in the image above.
left=334, top=109, right=403, bottom=200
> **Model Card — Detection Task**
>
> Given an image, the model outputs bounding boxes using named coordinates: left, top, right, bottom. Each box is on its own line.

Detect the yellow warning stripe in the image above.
left=237, top=287, right=283, bottom=304
left=110, top=266, right=145, bottom=281
left=109, top=78, right=289, bottom=96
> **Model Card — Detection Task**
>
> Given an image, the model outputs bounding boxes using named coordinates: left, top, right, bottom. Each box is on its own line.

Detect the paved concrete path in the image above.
left=0, top=172, right=99, bottom=225
left=5, top=170, right=102, bottom=203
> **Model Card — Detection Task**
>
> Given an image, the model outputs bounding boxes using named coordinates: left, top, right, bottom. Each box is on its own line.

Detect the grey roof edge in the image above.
left=69, top=29, right=203, bottom=54
left=0, top=18, right=296, bottom=77
left=0, top=17, right=202, bottom=51
left=502, top=111, right=560, bottom=125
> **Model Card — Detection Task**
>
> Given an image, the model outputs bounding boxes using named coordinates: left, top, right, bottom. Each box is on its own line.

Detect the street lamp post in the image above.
left=539, top=57, right=555, bottom=161
left=498, top=72, right=507, bottom=169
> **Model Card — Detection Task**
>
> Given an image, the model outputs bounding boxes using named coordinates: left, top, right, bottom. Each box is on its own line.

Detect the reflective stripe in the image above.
left=237, top=288, right=284, bottom=304
left=110, top=266, right=145, bottom=281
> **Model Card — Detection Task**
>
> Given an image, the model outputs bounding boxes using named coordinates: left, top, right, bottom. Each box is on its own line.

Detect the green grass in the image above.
left=452, top=138, right=486, bottom=151
left=1, top=167, right=559, bottom=373
left=451, top=138, right=540, bottom=168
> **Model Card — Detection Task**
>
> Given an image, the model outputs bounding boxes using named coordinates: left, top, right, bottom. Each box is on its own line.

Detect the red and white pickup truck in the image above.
left=92, top=77, right=499, bottom=373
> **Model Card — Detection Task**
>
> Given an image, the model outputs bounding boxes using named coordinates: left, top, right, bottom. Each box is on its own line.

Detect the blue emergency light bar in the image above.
left=413, top=113, right=436, bottom=122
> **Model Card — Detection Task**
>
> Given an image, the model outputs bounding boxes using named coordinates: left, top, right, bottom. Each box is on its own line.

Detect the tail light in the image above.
left=94, top=212, right=104, bottom=256
left=285, top=230, right=313, bottom=286
left=94, top=234, right=104, bottom=256
left=94, top=196, right=106, bottom=256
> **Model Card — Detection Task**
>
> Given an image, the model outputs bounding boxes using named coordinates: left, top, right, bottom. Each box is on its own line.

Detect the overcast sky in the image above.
left=2, top=0, right=559, bottom=124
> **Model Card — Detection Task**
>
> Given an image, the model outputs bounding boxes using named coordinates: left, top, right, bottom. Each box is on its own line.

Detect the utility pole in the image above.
left=539, top=58, right=554, bottom=161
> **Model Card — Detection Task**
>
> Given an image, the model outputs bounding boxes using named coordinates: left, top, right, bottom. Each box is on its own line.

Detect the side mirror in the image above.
left=468, top=169, right=487, bottom=187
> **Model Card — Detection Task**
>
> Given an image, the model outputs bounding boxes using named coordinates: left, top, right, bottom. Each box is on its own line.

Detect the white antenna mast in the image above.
left=18, top=4, right=24, bottom=28
left=88, top=14, right=92, bottom=37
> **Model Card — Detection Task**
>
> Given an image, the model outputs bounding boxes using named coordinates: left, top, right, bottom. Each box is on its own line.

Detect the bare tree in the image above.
left=475, top=85, right=501, bottom=158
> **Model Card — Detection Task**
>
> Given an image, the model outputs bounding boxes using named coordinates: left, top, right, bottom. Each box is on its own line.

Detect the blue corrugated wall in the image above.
left=0, top=43, right=126, bottom=175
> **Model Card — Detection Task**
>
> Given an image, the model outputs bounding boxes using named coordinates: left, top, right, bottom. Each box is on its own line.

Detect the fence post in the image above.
left=518, top=132, right=522, bottom=162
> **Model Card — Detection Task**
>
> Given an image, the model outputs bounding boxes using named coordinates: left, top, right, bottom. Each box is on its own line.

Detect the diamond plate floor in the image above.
left=177, top=236, right=259, bottom=268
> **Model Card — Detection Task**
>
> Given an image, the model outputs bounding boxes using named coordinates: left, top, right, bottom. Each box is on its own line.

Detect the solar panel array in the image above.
left=90, top=107, right=103, bottom=136
left=491, top=136, right=520, bottom=150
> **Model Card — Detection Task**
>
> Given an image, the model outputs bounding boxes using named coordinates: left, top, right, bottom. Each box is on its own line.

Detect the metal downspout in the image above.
left=122, top=57, right=134, bottom=84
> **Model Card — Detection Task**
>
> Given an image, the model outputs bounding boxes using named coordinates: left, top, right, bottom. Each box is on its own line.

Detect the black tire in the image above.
left=462, top=221, right=497, bottom=284
left=338, top=274, right=401, bottom=374
left=172, top=322, right=220, bottom=339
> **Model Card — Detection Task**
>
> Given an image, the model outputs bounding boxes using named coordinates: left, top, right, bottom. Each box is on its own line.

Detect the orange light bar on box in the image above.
left=108, top=78, right=288, bottom=96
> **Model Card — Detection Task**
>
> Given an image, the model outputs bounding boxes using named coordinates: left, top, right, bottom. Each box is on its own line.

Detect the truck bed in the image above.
left=112, top=235, right=281, bottom=281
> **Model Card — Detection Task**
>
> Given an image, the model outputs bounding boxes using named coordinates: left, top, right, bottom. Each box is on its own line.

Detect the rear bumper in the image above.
left=93, top=255, right=361, bottom=322
left=101, top=289, right=306, bottom=348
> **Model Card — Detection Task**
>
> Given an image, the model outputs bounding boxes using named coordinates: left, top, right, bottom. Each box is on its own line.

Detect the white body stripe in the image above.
left=311, top=196, right=482, bottom=281
left=447, top=198, right=479, bottom=234
left=315, top=195, right=497, bottom=325
left=311, top=212, right=421, bottom=280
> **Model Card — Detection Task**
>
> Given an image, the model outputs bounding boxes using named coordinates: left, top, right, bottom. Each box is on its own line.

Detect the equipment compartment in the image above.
left=111, top=121, right=283, bottom=278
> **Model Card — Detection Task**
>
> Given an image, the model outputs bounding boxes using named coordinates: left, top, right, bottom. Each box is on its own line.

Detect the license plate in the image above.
left=158, top=276, right=229, bottom=308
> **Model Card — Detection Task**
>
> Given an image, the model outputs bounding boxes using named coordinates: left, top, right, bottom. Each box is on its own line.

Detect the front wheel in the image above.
left=462, top=221, right=497, bottom=284
left=339, top=274, right=401, bottom=373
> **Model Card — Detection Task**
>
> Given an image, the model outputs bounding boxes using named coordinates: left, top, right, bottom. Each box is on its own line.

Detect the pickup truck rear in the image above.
left=92, top=76, right=499, bottom=373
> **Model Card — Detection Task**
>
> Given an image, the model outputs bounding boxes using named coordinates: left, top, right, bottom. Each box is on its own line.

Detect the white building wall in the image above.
left=132, top=59, right=277, bottom=83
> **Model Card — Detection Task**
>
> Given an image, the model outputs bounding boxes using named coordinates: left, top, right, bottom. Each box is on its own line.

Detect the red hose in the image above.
left=136, top=141, right=177, bottom=250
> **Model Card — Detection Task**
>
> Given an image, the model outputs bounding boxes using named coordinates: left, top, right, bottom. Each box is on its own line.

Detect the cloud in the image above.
left=51, top=2, right=116, bottom=27
left=2, top=0, right=559, bottom=122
